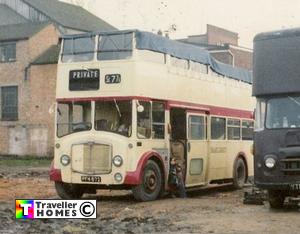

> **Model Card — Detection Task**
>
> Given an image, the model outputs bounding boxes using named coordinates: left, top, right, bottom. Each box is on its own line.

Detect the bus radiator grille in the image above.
left=71, top=143, right=112, bottom=174
left=281, top=157, right=300, bottom=176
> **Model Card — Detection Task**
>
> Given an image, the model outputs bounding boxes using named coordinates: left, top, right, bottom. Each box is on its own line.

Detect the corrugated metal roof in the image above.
left=32, top=44, right=60, bottom=65
left=22, top=0, right=117, bottom=32
left=0, top=4, right=28, bottom=26
left=0, top=22, right=50, bottom=42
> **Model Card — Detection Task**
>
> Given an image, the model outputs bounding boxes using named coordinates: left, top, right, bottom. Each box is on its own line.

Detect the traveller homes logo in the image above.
left=15, top=200, right=97, bottom=219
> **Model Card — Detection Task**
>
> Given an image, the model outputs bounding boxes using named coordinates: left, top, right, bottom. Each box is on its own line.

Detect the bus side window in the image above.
left=152, top=102, right=165, bottom=139
left=227, top=118, right=241, bottom=140
left=137, top=101, right=151, bottom=138
left=188, top=115, right=206, bottom=140
left=211, top=117, right=226, bottom=140
left=242, top=120, right=254, bottom=140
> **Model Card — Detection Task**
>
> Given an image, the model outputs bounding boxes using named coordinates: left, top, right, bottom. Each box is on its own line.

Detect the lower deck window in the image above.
left=227, top=118, right=241, bottom=140
left=211, top=117, right=226, bottom=140
left=242, top=120, right=254, bottom=140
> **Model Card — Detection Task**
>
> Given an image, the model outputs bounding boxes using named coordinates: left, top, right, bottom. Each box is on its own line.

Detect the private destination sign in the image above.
left=69, top=69, right=100, bottom=91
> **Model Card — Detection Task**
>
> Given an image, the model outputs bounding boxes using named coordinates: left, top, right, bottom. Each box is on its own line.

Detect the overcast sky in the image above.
left=63, top=0, right=300, bottom=48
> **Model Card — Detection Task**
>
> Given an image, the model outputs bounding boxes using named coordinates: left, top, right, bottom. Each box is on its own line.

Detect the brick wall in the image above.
left=230, top=47, right=253, bottom=70
left=207, top=24, right=238, bottom=46
left=0, top=23, right=59, bottom=156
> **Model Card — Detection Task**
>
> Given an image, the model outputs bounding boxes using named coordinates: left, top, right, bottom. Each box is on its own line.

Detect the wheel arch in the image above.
left=233, top=152, right=248, bottom=181
left=124, top=151, right=166, bottom=185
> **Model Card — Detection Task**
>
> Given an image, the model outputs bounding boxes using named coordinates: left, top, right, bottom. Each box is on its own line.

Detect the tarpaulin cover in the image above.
left=63, top=29, right=252, bottom=84
left=135, top=30, right=252, bottom=84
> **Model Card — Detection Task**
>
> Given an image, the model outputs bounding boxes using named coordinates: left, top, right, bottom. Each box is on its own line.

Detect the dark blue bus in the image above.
left=253, top=28, right=300, bottom=208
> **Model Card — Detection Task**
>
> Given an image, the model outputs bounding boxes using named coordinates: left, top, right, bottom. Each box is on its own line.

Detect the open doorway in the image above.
left=170, top=108, right=187, bottom=180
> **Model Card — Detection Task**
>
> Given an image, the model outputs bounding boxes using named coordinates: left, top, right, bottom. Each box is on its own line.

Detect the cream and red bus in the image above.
left=50, top=30, right=255, bottom=201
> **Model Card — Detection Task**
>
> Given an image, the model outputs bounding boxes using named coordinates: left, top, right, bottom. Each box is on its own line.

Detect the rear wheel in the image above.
left=132, top=160, right=162, bottom=202
left=233, top=158, right=246, bottom=189
left=55, top=182, right=84, bottom=199
left=268, top=190, right=285, bottom=209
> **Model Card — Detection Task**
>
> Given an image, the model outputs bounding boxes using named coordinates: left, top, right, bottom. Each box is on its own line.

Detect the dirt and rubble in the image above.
left=0, top=164, right=300, bottom=234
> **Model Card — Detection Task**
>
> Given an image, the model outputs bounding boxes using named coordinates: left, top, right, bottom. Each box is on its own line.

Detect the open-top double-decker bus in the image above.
left=50, top=30, right=254, bottom=201
left=253, top=28, right=300, bottom=208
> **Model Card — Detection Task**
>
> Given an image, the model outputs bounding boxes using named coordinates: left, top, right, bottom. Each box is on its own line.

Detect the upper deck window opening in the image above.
left=98, top=33, right=133, bottom=61
left=170, top=56, right=189, bottom=69
left=62, top=36, right=95, bottom=63
left=190, top=61, right=208, bottom=74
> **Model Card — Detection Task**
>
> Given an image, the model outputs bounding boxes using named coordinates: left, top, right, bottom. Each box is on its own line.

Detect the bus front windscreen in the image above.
left=57, top=101, right=92, bottom=137
left=95, top=100, right=132, bottom=137
left=266, top=95, right=300, bottom=129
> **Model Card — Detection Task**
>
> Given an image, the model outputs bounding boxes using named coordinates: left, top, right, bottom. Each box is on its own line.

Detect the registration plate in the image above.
left=81, top=176, right=101, bottom=183
left=289, top=184, right=300, bottom=190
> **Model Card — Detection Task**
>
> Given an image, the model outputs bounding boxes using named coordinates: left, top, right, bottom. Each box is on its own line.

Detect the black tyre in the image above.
left=233, top=158, right=246, bottom=189
left=55, top=182, right=84, bottom=199
left=268, top=190, right=285, bottom=209
left=132, top=160, right=163, bottom=202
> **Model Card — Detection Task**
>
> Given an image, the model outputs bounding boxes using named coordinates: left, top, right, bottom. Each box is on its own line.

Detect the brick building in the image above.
left=0, top=0, right=116, bottom=156
left=178, top=24, right=253, bottom=70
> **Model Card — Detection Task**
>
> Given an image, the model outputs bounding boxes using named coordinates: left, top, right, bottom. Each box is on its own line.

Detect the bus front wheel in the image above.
left=55, top=182, right=84, bottom=199
left=268, top=190, right=285, bottom=209
left=233, top=158, right=246, bottom=189
left=132, top=160, right=162, bottom=202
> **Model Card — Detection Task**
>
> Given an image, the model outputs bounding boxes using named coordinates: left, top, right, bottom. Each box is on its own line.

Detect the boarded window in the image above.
left=188, top=115, right=206, bottom=140
left=242, top=120, right=254, bottom=140
left=211, top=117, right=226, bottom=140
left=1, top=86, right=18, bottom=121
left=0, top=43, right=16, bottom=62
left=227, top=118, right=241, bottom=140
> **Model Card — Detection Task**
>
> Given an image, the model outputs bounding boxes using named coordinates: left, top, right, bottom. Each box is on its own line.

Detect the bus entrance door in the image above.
left=185, top=113, right=208, bottom=187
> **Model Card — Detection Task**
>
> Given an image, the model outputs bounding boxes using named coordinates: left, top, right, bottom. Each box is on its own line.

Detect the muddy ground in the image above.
left=0, top=161, right=300, bottom=234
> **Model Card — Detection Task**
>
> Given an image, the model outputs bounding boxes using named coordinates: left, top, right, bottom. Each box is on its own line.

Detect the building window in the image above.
left=0, top=43, right=16, bottom=62
left=1, top=86, right=18, bottom=121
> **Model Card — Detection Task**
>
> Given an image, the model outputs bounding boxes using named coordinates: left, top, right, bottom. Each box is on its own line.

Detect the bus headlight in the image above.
left=114, top=173, right=123, bottom=182
left=60, top=155, right=70, bottom=166
left=113, top=155, right=123, bottom=167
left=265, top=157, right=276, bottom=169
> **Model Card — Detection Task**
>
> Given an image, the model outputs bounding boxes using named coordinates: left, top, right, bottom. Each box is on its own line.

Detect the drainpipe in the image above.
left=24, top=64, right=31, bottom=81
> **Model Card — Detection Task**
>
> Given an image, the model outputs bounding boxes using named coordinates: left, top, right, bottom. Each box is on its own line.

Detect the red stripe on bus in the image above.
left=49, top=161, right=62, bottom=182
left=56, top=96, right=254, bottom=119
